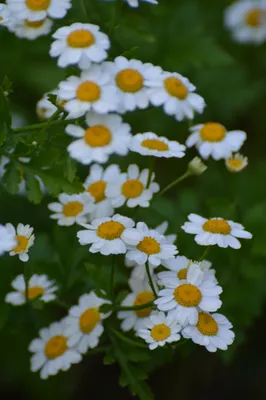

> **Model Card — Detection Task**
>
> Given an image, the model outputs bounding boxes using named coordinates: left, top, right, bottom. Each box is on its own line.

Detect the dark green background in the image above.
left=1, top=0, right=266, bottom=398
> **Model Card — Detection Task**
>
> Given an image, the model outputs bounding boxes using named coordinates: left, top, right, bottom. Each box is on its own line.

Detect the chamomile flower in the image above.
left=130, top=132, right=186, bottom=158
left=5, top=223, right=35, bottom=262
left=66, top=113, right=132, bottom=165
left=84, top=164, right=120, bottom=219
left=147, top=71, right=205, bottom=121
left=5, top=274, right=58, bottom=305
left=0, top=224, right=16, bottom=256
left=117, top=277, right=156, bottom=332
left=137, top=311, right=182, bottom=350
left=186, top=122, right=246, bottom=160
left=36, top=90, right=58, bottom=120
left=106, top=164, right=159, bottom=209
left=50, top=23, right=110, bottom=69
left=125, top=0, right=158, bottom=7
left=0, top=4, right=12, bottom=26
left=123, top=222, right=178, bottom=267
left=77, top=214, right=136, bottom=255
left=9, top=18, right=53, bottom=40
left=48, top=192, right=95, bottom=227
left=29, top=318, right=82, bottom=380
left=224, top=0, right=266, bottom=44
left=225, top=153, right=248, bottom=173
left=58, top=65, right=118, bottom=118
left=6, top=0, right=71, bottom=22
left=104, top=56, right=162, bottom=113
left=159, top=256, right=217, bottom=285
left=65, top=292, right=110, bottom=354
left=181, top=213, right=252, bottom=249
left=182, top=312, right=235, bottom=352
left=155, top=263, right=222, bottom=326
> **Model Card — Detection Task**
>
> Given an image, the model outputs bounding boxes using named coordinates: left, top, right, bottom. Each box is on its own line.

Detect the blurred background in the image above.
left=1, top=0, right=266, bottom=398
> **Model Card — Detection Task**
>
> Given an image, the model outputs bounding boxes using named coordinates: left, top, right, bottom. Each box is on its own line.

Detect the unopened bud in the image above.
left=188, top=157, right=207, bottom=175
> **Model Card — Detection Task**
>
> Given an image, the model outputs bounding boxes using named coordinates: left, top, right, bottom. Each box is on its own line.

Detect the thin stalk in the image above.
left=146, top=156, right=155, bottom=188
left=13, top=117, right=78, bottom=134
left=24, top=265, right=29, bottom=304
left=110, top=255, right=116, bottom=301
left=158, top=170, right=191, bottom=197
left=115, top=300, right=154, bottom=312
left=110, top=328, right=147, bottom=349
left=80, top=0, right=89, bottom=19
left=108, top=0, right=123, bottom=37
left=199, top=245, right=211, bottom=262
left=145, top=263, right=157, bottom=298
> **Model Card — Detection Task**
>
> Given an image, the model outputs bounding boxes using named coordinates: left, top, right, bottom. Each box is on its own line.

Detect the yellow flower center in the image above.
left=84, top=125, right=112, bottom=147
left=13, top=235, right=29, bottom=253
left=67, top=29, right=95, bottom=48
left=151, top=324, right=171, bottom=341
left=22, top=286, right=45, bottom=300
left=245, top=8, right=265, bottom=27
left=79, top=307, right=100, bottom=334
left=141, top=139, right=169, bottom=151
left=97, top=221, right=125, bottom=240
left=199, top=123, right=226, bottom=142
left=76, top=81, right=101, bottom=102
left=197, top=312, right=218, bottom=336
left=26, top=0, right=51, bottom=11
left=164, top=77, right=188, bottom=100
left=87, top=181, right=106, bottom=203
left=174, top=283, right=202, bottom=307
left=177, top=268, right=187, bottom=280
left=134, top=291, right=155, bottom=318
left=25, top=19, right=46, bottom=28
left=116, top=69, right=144, bottom=93
left=227, top=158, right=243, bottom=170
left=63, top=201, right=84, bottom=217
left=121, top=179, right=144, bottom=198
left=137, top=237, right=160, bottom=255
left=45, top=335, right=68, bottom=359
left=203, top=219, right=231, bottom=235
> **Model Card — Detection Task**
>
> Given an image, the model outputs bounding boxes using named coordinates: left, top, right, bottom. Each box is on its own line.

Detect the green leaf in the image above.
left=2, top=161, right=21, bottom=194
left=24, top=171, right=43, bottom=204
left=64, top=157, right=77, bottom=183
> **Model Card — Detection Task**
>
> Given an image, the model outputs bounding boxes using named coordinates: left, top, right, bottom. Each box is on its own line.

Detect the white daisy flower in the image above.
left=117, top=277, right=156, bottom=332
left=66, top=113, right=132, bottom=165
left=65, top=291, right=110, bottom=354
left=84, top=164, right=120, bottom=220
left=58, top=65, right=118, bottom=118
left=224, top=0, right=266, bottom=44
left=104, top=56, right=162, bottom=113
left=125, top=0, right=158, bottom=7
left=225, top=153, right=248, bottom=173
left=5, top=223, right=35, bottom=262
left=159, top=256, right=217, bottom=285
left=0, top=224, right=17, bottom=256
left=50, top=22, right=110, bottom=69
left=126, top=221, right=176, bottom=280
left=0, top=4, right=12, bottom=26
left=186, top=122, right=246, bottom=160
left=9, top=18, right=53, bottom=40
left=106, top=164, right=159, bottom=209
left=181, top=213, right=252, bottom=249
left=123, top=221, right=178, bottom=267
left=6, top=0, right=71, bottom=22
left=5, top=274, right=58, bottom=305
left=137, top=311, right=182, bottom=350
left=182, top=312, right=235, bottom=352
left=29, top=318, right=82, bottom=380
left=147, top=71, right=205, bottom=121
left=48, top=192, right=95, bottom=227
left=155, top=263, right=222, bottom=326
left=77, top=214, right=136, bottom=256
left=130, top=132, right=186, bottom=159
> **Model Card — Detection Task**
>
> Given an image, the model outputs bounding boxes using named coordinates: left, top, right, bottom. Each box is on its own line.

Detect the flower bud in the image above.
left=188, top=157, right=207, bottom=175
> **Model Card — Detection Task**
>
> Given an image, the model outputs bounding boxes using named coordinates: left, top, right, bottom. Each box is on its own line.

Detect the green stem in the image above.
left=110, top=328, right=147, bottom=349
left=110, top=255, right=116, bottom=301
left=80, top=0, right=89, bottom=19
left=54, top=299, right=70, bottom=310
left=199, top=245, right=211, bottom=262
left=115, top=300, right=154, bottom=312
left=13, top=117, right=78, bottom=134
left=24, top=265, right=29, bottom=304
left=145, top=263, right=157, bottom=298
left=158, top=170, right=191, bottom=197
left=108, top=0, right=123, bottom=37
left=146, top=157, right=155, bottom=189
